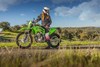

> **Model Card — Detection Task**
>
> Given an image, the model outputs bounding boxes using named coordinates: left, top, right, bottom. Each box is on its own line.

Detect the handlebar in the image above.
left=27, top=20, right=40, bottom=28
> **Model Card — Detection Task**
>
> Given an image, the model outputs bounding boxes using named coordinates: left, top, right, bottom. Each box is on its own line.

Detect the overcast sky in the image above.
left=0, top=0, right=100, bottom=27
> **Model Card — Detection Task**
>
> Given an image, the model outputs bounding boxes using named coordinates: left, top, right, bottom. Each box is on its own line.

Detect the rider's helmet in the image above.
left=43, top=7, right=50, bottom=15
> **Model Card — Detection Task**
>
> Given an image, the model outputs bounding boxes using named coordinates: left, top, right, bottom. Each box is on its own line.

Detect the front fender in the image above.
left=49, top=27, right=56, bottom=35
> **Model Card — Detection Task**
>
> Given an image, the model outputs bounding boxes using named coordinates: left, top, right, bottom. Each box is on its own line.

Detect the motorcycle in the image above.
left=16, top=20, right=61, bottom=49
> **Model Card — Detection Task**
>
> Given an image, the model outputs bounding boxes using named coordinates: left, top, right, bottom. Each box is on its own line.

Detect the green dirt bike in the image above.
left=16, top=20, right=61, bottom=49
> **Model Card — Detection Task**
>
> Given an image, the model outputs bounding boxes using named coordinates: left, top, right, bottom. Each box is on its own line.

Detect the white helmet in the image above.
left=43, top=7, right=50, bottom=15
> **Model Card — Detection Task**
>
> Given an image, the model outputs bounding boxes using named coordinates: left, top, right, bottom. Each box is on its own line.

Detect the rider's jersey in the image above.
left=36, top=12, right=52, bottom=26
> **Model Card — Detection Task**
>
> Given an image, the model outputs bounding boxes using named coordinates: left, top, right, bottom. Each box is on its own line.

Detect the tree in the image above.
left=10, top=25, right=21, bottom=32
left=0, top=22, right=10, bottom=31
left=21, top=24, right=27, bottom=27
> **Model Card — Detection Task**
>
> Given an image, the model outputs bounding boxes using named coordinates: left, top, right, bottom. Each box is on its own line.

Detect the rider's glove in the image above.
left=32, top=20, right=38, bottom=23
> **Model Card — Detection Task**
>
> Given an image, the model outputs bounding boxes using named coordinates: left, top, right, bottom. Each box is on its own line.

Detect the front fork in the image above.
left=22, top=30, right=31, bottom=43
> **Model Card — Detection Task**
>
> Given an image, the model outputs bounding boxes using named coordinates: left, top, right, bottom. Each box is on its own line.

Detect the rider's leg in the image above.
left=44, top=23, right=51, bottom=49
left=45, top=23, right=50, bottom=40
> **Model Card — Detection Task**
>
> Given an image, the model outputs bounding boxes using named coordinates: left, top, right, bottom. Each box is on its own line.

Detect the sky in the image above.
left=0, top=0, right=100, bottom=27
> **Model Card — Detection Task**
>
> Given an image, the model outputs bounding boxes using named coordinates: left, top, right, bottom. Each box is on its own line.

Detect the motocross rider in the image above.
left=34, top=7, right=52, bottom=49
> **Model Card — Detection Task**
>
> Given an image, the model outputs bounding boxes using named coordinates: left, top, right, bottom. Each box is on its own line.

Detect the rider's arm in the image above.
left=35, top=14, right=42, bottom=23
left=49, top=15, right=52, bottom=24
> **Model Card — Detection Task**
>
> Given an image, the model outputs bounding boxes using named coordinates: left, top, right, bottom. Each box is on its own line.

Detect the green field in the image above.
left=0, top=32, right=100, bottom=47
left=0, top=49, right=100, bottom=67
left=0, top=32, right=100, bottom=67
left=0, top=40, right=100, bottom=48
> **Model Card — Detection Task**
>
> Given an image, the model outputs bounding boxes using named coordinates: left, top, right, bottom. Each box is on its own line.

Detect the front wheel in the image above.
left=47, top=33, right=61, bottom=48
left=16, top=32, right=33, bottom=49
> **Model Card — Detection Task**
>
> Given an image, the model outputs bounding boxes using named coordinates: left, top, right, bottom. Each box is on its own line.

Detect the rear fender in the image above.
left=31, top=26, right=46, bottom=34
left=49, top=28, right=56, bottom=35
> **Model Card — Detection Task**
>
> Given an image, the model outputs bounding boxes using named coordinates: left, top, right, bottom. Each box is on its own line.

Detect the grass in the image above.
left=0, top=49, right=100, bottom=67
left=0, top=32, right=100, bottom=67
left=61, top=40, right=100, bottom=46
left=0, top=31, right=100, bottom=67
left=0, top=31, right=100, bottom=47
left=0, top=40, right=100, bottom=48
left=0, top=42, right=17, bottom=47
left=0, top=31, right=17, bottom=38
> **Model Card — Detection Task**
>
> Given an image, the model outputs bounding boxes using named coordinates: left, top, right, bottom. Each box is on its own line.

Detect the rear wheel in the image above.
left=47, top=33, right=61, bottom=48
left=16, top=32, right=33, bottom=49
